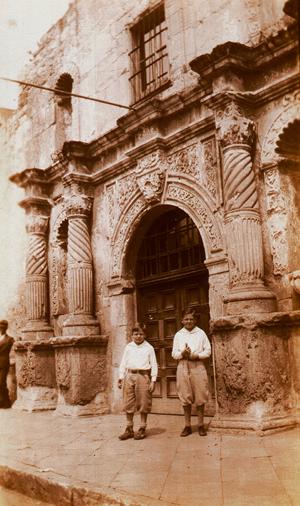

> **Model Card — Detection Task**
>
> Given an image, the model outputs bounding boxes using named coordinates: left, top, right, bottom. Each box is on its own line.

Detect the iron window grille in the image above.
left=129, top=3, right=169, bottom=103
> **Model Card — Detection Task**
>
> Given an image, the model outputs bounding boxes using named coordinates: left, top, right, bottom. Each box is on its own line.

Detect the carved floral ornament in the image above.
left=216, top=101, right=255, bottom=148
left=262, top=90, right=300, bottom=165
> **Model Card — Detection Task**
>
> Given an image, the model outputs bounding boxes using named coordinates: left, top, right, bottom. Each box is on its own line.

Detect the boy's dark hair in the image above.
left=132, top=323, right=146, bottom=334
left=181, top=307, right=198, bottom=319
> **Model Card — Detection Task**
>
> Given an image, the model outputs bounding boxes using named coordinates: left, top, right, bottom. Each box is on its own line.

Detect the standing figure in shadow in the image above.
left=0, top=320, right=14, bottom=408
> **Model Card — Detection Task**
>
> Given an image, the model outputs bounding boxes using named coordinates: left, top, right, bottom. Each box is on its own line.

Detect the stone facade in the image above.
left=2, top=0, right=300, bottom=430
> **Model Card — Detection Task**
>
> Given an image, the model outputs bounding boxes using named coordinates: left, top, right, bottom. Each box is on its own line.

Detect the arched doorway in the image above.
left=135, top=207, right=213, bottom=414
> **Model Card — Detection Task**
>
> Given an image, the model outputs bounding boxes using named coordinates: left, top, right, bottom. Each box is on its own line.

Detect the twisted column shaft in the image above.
left=222, top=144, right=265, bottom=290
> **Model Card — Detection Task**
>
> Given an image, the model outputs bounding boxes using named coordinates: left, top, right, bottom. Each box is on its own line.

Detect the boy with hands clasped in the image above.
left=118, top=325, right=158, bottom=441
left=172, top=308, right=211, bottom=437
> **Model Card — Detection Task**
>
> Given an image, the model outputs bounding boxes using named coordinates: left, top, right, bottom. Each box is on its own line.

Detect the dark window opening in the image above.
left=129, top=3, right=169, bottom=103
left=55, top=73, right=73, bottom=109
left=136, top=209, right=206, bottom=283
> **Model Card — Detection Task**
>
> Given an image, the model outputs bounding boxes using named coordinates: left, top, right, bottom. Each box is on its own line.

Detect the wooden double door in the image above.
left=137, top=272, right=214, bottom=414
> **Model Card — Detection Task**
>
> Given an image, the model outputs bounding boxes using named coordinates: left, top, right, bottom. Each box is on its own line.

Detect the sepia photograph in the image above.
left=0, top=0, right=299, bottom=504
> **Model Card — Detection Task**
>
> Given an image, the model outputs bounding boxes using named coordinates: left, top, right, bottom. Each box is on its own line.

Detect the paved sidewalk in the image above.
left=0, top=410, right=299, bottom=506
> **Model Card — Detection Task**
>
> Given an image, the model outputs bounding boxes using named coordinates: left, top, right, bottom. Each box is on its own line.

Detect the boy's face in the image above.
left=182, top=314, right=197, bottom=331
left=132, top=330, right=145, bottom=345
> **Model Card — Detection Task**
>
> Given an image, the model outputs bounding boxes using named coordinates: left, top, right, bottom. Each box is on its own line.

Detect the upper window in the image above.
left=129, top=3, right=169, bottom=103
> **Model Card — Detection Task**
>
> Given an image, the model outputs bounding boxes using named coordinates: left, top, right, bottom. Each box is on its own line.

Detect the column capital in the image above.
left=19, top=197, right=52, bottom=235
left=10, top=168, right=51, bottom=199
left=63, top=194, right=93, bottom=218
left=215, top=100, right=255, bottom=148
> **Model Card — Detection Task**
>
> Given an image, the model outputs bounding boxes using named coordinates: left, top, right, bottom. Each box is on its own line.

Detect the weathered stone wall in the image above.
left=11, top=0, right=289, bottom=170
left=0, top=108, right=26, bottom=335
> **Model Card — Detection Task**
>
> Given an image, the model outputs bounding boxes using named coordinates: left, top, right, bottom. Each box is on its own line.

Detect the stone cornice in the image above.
left=211, top=310, right=300, bottom=332
left=190, top=21, right=298, bottom=86
left=19, top=196, right=52, bottom=213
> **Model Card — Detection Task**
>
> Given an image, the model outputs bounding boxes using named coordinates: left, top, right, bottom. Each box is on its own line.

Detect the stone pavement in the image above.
left=0, top=410, right=299, bottom=506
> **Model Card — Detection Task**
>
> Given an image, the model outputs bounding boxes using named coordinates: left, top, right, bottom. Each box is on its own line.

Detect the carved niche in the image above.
left=262, top=89, right=300, bottom=165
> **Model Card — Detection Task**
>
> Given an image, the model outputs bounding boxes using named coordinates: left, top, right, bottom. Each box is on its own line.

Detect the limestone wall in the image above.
left=11, top=0, right=289, bottom=170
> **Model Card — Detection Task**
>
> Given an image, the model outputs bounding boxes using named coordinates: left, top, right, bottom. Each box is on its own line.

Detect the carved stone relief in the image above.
left=168, top=143, right=201, bottom=176
left=166, top=184, right=222, bottom=252
left=117, top=173, right=137, bottom=210
left=203, top=138, right=218, bottom=199
left=263, top=168, right=288, bottom=274
left=216, top=101, right=255, bottom=148
left=111, top=196, right=146, bottom=277
left=168, top=140, right=218, bottom=201
left=262, top=90, right=300, bottom=165
left=213, top=326, right=291, bottom=415
left=105, top=182, right=117, bottom=230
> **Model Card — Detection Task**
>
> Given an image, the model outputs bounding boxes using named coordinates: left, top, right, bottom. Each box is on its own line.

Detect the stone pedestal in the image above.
left=210, top=312, right=298, bottom=433
left=13, top=340, right=57, bottom=411
left=50, top=335, right=108, bottom=416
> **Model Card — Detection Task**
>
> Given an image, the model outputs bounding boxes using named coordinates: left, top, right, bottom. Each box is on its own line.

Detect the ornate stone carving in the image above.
left=111, top=197, right=145, bottom=277
left=106, top=182, right=118, bottom=230
left=166, top=184, right=222, bottom=252
left=216, top=101, right=255, bottom=148
left=136, top=151, right=166, bottom=203
left=262, top=90, right=300, bottom=165
left=263, top=168, right=288, bottom=274
left=118, top=173, right=137, bottom=209
left=136, top=168, right=165, bottom=203
left=25, top=214, right=49, bottom=235
left=55, top=350, right=71, bottom=389
left=203, top=138, right=218, bottom=199
left=213, top=325, right=291, bottom=415
left=64, top=194, right=92, bottom=218
left=168, top=141, right=218, bottom=200
left=168, top=143, right=200, bottom=176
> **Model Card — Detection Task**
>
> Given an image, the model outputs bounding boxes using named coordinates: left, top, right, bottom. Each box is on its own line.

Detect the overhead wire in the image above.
left=0, top=76, right=135, bottom=111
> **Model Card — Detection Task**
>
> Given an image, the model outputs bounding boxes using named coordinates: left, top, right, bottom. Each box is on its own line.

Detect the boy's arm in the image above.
left=149, top=346, right=158, bottom=382
left=172, top=333, right=184, bottom=360
left=118, top=347, right=127, bottom=388
left=190, top=332, right=211, bottom=360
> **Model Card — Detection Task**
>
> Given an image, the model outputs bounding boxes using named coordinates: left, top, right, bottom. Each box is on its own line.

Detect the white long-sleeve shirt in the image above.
left=172, top=326, right=211, bottom=360
left=119, top=340, right=158, bottom=381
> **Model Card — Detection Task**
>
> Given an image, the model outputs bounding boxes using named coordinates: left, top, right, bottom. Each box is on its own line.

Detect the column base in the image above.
left=22, top=321, right=53, bottom=340
left=12, top=386, right=57, bottom=412
left=224, top=287, right=277, bottom=315
left=210, top=412, right=296, bottom=435
left=62, top=314, right=100, bottom=336
left=54, top=392, right=109, bottom=417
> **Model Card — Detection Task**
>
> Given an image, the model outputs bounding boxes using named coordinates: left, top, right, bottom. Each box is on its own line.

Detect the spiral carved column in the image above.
left=62, top=194, right=100, bottom=336
left=217, top=102, right=276, bottom=314
left=21, top=199, right=54, bottom=339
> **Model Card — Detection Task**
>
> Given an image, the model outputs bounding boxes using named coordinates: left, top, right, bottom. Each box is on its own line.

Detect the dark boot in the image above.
left=118, top=426, right=134, bottom=440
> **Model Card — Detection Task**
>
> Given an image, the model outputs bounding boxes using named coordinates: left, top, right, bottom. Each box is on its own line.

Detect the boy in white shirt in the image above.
left=172, top=308, right=211, bottom=436
left=118, top=325, right=158, bottom=440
